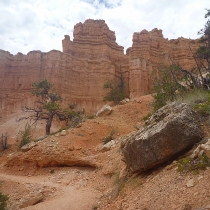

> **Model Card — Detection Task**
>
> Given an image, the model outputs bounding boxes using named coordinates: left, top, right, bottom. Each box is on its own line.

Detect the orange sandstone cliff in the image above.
left=0, top=19, right=200, bottom=117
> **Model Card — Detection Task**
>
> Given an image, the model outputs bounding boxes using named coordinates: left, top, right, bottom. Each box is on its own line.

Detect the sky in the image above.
left=0, top=0, right=210, bottom=55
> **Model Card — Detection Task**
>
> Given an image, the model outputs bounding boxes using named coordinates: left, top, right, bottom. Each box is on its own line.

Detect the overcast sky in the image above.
left=0, top=0, right=209, bottom=55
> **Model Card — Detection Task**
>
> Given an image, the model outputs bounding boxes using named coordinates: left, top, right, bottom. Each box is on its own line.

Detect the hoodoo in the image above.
left=0, top=19, right=200, bottom=117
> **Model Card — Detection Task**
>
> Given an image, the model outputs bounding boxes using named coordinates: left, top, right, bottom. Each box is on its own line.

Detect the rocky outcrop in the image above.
left=121, top=103, right=202, bottom=173
left=126, top=28, right=199, bottom=70
left=127, top=29, right=200, bottom=98
left=63, top=19, right=126, bottom=63
left=0, top=19, right=201, bottom=117
left=5, top=136, right=98, bottom=168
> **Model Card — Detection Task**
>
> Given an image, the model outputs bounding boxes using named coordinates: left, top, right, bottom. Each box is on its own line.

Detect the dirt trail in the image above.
left=0, top=167, right=101, bottom=210
left=0, top=95, right=154, bottom=210
left=0, top=173, right=59, bottom=188
left=23, top=186, right=99, bottom=210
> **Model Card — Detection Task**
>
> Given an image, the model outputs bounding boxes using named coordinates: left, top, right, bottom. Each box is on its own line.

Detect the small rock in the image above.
left=186, top=179, right=194, bottom=188
left=197, top=175, right=203, bottom=181
left=19, top=192, right=43, bottom=208
left=55, top=133, right=60, bottom=137
left=101, top=140, right=116, bottom=152
left=201, top=144, right=210, bottom=158
left=68, top=146, right=75, bottom=151
left=96, top=105, right=112, bottom=117
left=119, top=98, right=129, bottom=105
left=60, top=130, right=67, bottom=136
left=21, top=142, right=37, bottom=152
left=198, top=150, right=204, bottom=156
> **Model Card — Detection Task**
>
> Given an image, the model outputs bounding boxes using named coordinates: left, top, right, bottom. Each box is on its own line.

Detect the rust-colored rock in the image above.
left=5, top=137, right=98, bottom=168
left=0, top=20, right=201, bottom=117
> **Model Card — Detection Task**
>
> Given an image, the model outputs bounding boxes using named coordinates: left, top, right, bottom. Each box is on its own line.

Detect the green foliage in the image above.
left=32, top=80, right=53, bottom=99
left=142, top=112, right=152, bottom=121
left=194, top=103, right=210, bottom=116
left=0, top=191, right=8, bottom=210
left=19, top=123, right=33, bottom=148
left=103, top=79, right=127, bottom=104
left=152, top=64, right=185, bottom=111
left=61, top=104, right=85, bottom=128
left=86, top=115, right=95, bottom=119
left=102, top=129, right=116, bottom=144
left=196, top=9, right=210, bottom=78
left=43, top=101, right=60, bottom=112
left=177, top=154, right=210, bottom=173
left=30, top=80, right=63, bottom=135
left=176, top=88, right=209, bottom=106
left=32, top=80, right=62, bottom=110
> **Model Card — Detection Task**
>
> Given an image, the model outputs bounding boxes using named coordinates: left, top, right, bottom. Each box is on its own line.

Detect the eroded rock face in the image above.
left=121, top=103, right=202, bottom=173
left=5, top=137, right=98, bottom=168
left=0, top=19, right=201, bottom=117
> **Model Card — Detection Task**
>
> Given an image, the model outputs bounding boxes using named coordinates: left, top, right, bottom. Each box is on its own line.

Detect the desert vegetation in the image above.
left=103, top=66, right=127, bottom=104
left=152, top=9, right=210, bottom=111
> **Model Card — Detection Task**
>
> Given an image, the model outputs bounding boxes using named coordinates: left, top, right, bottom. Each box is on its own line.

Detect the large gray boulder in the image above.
left=121, top=103, right=202, bottom=173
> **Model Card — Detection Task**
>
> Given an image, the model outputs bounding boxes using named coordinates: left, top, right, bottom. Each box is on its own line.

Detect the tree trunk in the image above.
left=46, top=112, right=53, bottom=135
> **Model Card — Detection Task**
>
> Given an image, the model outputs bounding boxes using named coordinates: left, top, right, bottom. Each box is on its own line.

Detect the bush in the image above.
left=152, top=64, right=185, bottom=111
left=177, top=154, right=210, bottom=173
left=0, top=192, right=8, bottom=210
left=103, top=79, right=127, bottom=104
left=176, top=88, right=209, bottom=106
left=102, top=129, right=116, bottom=144
left=19, top=123, right=33, bottom=148
left=193, top=92, right=210, bottom=116
left=142, top=112, right=152, bottom=121
left=61, top=104, right=85, bottom=128
left=86, top=115, right=95, bottom=119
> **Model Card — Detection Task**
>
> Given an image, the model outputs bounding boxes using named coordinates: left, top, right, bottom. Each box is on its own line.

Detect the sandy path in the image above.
left=0, top=169, right=101, bottom=210
left=23, top=186, right=99, bottom=210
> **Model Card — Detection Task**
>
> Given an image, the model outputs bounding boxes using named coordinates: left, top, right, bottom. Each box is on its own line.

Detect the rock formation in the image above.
left=121, top=103, right=202, bottom=173
left=0, top=19, right=201, bottom=117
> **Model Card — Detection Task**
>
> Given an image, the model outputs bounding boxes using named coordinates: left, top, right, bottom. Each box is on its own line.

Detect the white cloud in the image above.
left=0, top=0, right=209, bottom=54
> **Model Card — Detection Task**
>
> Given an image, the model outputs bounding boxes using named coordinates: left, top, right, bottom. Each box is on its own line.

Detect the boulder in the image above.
left=121, top=103, right=202, bottom=173
left=19, top=192, right=43, bottom=208
left=21, top=141, right=37, bottom=152
left=96, top=105, right=112, bottom=117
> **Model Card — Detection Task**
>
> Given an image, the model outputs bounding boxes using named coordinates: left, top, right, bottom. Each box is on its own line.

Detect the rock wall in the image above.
left=126, top=28, right=200, bottom=97
left=0, top=19, right=201, bottom=117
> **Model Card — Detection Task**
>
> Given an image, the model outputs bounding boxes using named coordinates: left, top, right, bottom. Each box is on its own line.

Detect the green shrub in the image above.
left=102, top=129, right=116, bottom=144
left=152, top=64, right=185, bottom=111
left=142, top=112, right=152, bottom=121
left=176, top=88, right=209, bottom=106
left=19, top=123, right=33, bottom=148
left=86, top=115, right=95, bottom=119
left=103, top=79, right=127, bottom=104
left=193, top=92, right=210, bottom=116
left=61, top=104, right=85, bottom=128
left=177, top=154, right=210, bottom=173
left=0, top=191, right=8, bottom=210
